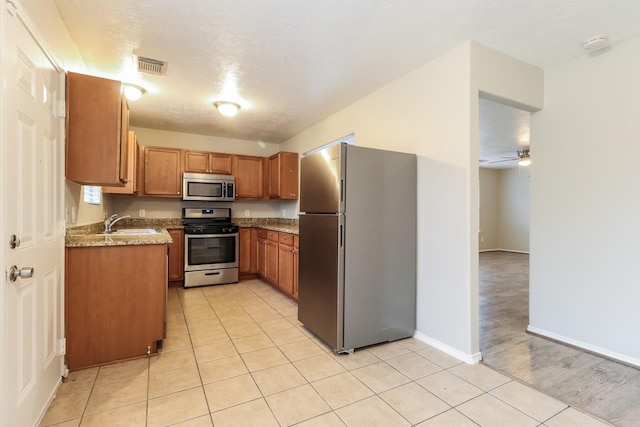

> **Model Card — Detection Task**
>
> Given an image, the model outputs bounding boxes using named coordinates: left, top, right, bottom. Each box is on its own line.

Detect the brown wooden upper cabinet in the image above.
left=103, top=131, right=138, bottom=195
left=183, top=150, right=233, bottom=175
left=268, top=152, right=299, bottom=199
left=66, top=72, right=129, bottom=186
left=139, top=146, right=183, bottom=197
left=233, top=155, right=264, bottom=198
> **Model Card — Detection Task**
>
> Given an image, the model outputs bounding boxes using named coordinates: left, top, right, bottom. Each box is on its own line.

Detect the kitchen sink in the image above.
left=96, top=228, right=161, bottom=236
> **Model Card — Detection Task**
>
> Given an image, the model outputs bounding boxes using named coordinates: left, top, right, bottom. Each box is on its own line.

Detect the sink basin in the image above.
left=97, top=228, right=161, bottom=236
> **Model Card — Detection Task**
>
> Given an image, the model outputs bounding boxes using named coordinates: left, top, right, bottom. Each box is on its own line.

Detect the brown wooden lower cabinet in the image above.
left=167, top=228, right=184, bottom=286
left=239, top=227, right=258, bottom=279
left=65, top=244, right=167, bottom=370
left=278, top=240, right=295, bottom=296
left=266, top=231, right=279, bottom=285
left=250, top=228, right=298, bottom=300
left=293, top=235, right=299, bottom=299
left=257, top=229, right=267, bottom=278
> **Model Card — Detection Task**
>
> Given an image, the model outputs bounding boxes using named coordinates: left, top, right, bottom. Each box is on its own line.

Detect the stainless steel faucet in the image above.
left=103, top=214, right=132, bottom=233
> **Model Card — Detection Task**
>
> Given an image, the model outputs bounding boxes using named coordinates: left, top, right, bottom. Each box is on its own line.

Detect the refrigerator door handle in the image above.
left=340, top=179, right=344, bottom=204
left=339, top=224, right=343, bottom=248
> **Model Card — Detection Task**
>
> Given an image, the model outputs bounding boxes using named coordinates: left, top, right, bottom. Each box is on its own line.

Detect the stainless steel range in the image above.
left=182, top=207, right=239, bottom=288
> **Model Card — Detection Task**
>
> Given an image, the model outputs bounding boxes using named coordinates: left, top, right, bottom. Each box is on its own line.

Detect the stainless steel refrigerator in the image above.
left=298, top=143, right=417, bottom=353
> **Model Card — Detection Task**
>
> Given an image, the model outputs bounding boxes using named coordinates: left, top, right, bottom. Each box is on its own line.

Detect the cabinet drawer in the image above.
left=257, top=229, right=267, bottom=239
left=279, top=232, right=294, bottom=246
left=267, top=231, right=279, bottom=242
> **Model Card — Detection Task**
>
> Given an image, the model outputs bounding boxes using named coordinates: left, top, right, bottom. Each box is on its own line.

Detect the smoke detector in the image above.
left=135, top=55, right=169, bottom=75
left=583, top=35, right=610, bottom=52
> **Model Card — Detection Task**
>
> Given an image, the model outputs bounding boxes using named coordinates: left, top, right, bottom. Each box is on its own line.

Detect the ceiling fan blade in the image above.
left=487, top=157, right=518, bottom=164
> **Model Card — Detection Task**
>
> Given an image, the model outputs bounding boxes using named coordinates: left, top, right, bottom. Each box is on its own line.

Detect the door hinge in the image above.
left=56, top=100, right=66, bottom=118
left=57, top=338, right=66, bottom=356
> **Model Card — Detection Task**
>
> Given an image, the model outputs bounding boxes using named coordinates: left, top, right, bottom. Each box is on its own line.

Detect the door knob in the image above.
left=9, top=265, right=34, bottom=282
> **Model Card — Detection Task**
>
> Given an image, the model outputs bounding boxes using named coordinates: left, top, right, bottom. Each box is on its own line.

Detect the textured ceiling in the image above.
left=479, top=98, right=531, bottom=169
left=53, top=0, right=640, bottom=158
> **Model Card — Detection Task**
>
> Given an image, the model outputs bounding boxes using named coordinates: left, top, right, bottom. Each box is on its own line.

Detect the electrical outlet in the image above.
left=282, top=209, right=286, bottom=217
left=65, top=207, right=71, bottom=224
left=244, top=210, right=250, bottom=217
left=139, top=209, right=145, bottom=218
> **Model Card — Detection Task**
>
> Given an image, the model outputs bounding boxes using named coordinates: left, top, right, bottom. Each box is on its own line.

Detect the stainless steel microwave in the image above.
left=182, top=172, right=235, bottom=201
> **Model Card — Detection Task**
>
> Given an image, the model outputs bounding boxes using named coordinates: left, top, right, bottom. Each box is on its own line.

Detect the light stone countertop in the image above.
left=233, top=218, right=298, bottom=234
left=65, top=228, right=173, bottom=248
left=65, top=217, right=298, bottom=247
left=65, top=219, right=178, bottom=247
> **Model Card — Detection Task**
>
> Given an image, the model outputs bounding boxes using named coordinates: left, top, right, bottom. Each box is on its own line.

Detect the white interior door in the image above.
left=2, top=1, right=65, bottom=426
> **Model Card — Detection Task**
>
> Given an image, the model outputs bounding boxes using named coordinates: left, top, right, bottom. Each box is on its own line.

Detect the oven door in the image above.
left=184, top=233, right=239, bottom=271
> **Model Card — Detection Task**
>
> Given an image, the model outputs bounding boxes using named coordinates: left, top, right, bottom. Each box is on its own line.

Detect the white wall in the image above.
left=131, top=127, right=281, bottom=156
left=530, top=35, right=640, bottom=365
left=109, top=127, right=296, bottom=219
left=19, top=0, right=84, bottom=71
left=479, top=168, right=499, bottom=250
left=497, top=167, right=529, bottom=252
left=282, top=41, right=542, bottom=360
left=479, top=167, right=530, bottom=252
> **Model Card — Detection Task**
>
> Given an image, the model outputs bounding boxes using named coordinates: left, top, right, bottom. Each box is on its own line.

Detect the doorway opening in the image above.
left=477, top=97, right=531, bottom=368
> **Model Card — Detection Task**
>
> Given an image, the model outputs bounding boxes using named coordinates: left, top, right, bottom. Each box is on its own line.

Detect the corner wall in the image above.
left=283, top=41, right=542, bottom=361
left=530, top=35, right=640, bottom=365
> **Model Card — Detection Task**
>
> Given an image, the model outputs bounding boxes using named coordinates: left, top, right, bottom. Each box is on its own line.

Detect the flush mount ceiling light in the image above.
left=214, top=101, right=241, bottom=117
left=122, top=83, right=146, bottom=101
left=583, top=35, right=610, bottom=53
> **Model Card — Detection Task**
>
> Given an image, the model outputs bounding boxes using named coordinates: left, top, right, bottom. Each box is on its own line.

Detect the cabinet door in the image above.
left=183, top=151, right=210, bottom=173
left=281, top=152, right=299, bottom=199
left=234, top=155, right=264, bottom=198
left=278, top=242, right=295, bottom=297
left=268, top=154, right=281, bottom=199
left=144, top=146, right=183, bottom=197
left=293, top=235, right=299, bottom=299
left=239, top=228, right=252, bottom=274
left=168, top=228, right=184, bottom=282
left=119, top=94, right=130, bottom=183
left=266, top=240, right=279, bottom=285
left=268, top=152, right=299, bottom=200
left=66, top=72, right=127, bottom=185
left=103, top=131, right=137, bottom=194
left=257, top=237, right=267, bottom=278
left=210, top=153, right=233, bottom=174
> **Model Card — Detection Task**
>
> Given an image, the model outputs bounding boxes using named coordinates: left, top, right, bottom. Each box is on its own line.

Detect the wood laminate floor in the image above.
left=480, top=251, right=640, bottom=427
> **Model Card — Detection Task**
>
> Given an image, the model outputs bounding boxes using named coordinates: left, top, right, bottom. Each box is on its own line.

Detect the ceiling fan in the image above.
left=487, top=148, right=531, bottom=166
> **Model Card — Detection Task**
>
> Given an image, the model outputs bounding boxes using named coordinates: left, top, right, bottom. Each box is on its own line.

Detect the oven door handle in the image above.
left=185, top=233, right=239, bottom=239
left=204, top=272, right=221, bottom=276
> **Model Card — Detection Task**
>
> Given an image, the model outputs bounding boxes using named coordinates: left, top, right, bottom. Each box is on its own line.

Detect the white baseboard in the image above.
left=527, top=325, right=640, bottom=368
left=413, top=331, right=482, bottom=365
left=479, top=248, right=529, bottom=254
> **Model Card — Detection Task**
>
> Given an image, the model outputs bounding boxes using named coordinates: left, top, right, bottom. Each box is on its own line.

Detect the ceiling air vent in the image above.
left=135, top=56, right=168, bottom=75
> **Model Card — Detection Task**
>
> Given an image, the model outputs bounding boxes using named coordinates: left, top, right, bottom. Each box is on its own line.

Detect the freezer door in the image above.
left=300, top=143, right=344, bottom=214
left=297, top=214, right=344, bottom=350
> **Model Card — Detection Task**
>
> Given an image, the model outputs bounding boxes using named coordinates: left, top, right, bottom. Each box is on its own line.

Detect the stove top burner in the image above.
left=181, top=207, right=237, bottom=234
left=182, top=223, right=239, bottom=234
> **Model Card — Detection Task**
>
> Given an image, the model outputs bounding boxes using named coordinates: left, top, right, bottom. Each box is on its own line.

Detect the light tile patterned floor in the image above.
left=40, top=279, right=611, bottom=426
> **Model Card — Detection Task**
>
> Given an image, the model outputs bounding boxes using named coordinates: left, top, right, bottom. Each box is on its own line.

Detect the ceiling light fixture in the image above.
left=122, top=83, right=146, bottom=101
left=583, top=35, right=610, bottom=53
left=214, top=101, right=241, bottom=117
left=518, top=150, right=531, bottom=167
